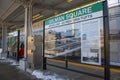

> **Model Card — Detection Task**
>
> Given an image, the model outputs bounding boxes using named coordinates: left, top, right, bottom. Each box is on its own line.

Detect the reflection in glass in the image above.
left=45, top=24, right=81, bottom=59
left=45, top=18, right=103, bottom=65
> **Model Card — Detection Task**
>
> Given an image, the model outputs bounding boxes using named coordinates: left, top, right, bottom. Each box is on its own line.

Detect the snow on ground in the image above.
left=0, top=57, right=6, bottom=60
left=32, top=70, right=70, bottom=80
left=0, top=57, right=19, bottom=66
left=0, top=57, right=70, bottom=80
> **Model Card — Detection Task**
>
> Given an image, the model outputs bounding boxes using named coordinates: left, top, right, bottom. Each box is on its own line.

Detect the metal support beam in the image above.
left=103, top=0, right=110, bottom=80
left=43, top=21, right=47, bottom=70
left=17, top=30, right=20, bottom=61
left=1, top=3, right=21, bottom=21
left=6, top=21, right=24, bottom=25
left=65, top=54, right=68, bottom=69
left=34, top=4, right=67, bottom=12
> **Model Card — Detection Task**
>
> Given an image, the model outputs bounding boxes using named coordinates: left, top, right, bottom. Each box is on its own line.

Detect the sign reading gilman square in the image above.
left=45, top=2, right=103, bottom=28
left=45, top=2, right=103, bottom=65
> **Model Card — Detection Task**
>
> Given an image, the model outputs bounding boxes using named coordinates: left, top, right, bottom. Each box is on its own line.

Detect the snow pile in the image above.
left=7, top=58, right=19, bottom=66
left=1, top=57, right=6, bottom=60
left=7, top=58, right=15, bottom=63
left=10, top=62, right=19, bottom=66
left=32, top=70, right=69, bottom=80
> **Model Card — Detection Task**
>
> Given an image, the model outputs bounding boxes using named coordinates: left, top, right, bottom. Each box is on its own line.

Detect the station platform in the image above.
left=46, top=58, right=120, bottom=80
left=0, top=58, right=120, bottom=80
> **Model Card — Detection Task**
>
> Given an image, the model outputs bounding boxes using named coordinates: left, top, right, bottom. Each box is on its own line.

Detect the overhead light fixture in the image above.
left=54, top=12, right=58, bottom=15
left=33, top=14, right=40, bottom=19
left=33, top=13, right=43, bottom=21
left=67, top=0, right=72, bottom=2
left=33, top=15, right=43, bottom=21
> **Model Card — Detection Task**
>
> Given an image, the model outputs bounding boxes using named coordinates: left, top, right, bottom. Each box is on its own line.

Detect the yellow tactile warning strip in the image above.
left=47, top=58, right=120, bottom=73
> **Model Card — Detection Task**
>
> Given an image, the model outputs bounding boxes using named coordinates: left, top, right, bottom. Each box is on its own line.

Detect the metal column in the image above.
left=17, top=30, right=20, bottom=61
left=24, top=0, right=32, bottom=60
left=23, top=5, right=29, bottom=71
left=1, top=23, right=7, bottom=58
left=43, top=21, right=47, bottom=70
left=28, top=3, right=33, bottom=37
left=24, top=6, right=28, bottom=60
left=18, top=0, right=33, bottom=71
left=103, top=0, right=110, bottom=80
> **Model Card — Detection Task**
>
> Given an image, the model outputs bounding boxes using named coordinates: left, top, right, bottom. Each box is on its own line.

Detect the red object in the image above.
left=19, top=48, right=24, bottom=57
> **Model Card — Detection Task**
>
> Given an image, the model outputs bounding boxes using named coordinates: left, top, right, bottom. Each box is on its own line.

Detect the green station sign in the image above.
left=45, top=2, right=103, bottom=26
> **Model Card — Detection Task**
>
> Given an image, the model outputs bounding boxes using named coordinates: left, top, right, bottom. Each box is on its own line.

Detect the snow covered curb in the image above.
left=32, top=70, right=70, bottom=80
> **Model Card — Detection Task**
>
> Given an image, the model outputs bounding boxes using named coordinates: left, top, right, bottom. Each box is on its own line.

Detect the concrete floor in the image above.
left=0, top=62, right=38, bottom=80
left=47, top=60, right=120, bottom=80
left=0, top=58, right=120, bottom=80
left=46, top=64, right=104, bottom=80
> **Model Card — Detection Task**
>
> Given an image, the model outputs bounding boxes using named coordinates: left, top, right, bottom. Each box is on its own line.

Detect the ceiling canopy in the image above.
left=0, top=0, right=99, bottom=33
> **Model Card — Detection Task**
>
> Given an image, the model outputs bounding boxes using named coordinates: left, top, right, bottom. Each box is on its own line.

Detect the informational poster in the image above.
left=8, top=31, right=18, bottom=53
left=81, top=18, right=101, bottom=65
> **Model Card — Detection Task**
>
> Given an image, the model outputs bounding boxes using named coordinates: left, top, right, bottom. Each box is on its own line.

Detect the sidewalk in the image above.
left=0, top=62, right=37, bottom=80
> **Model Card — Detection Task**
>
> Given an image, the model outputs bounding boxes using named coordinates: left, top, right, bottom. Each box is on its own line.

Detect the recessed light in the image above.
left=67, top=0, right=72, bottom=2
